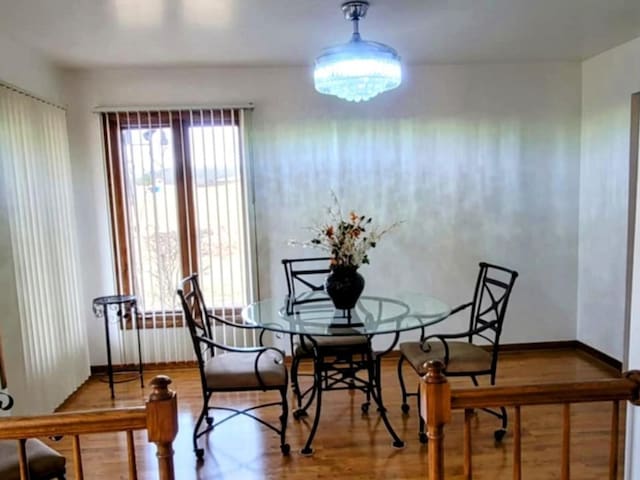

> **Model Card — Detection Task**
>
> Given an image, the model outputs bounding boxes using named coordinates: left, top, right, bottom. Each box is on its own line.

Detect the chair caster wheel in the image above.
left=195, top=448, right=205, bottom=460
left=281, top=443, right=291, bottom=455
left=361, top=402, right=370, bottom=413
left=293, top=409, right=307, bottom=420
left=419, top=432, right=428, bottom=444
left=494, top=429, right=506, bottom=442
left=206, top=416, right=214, bottom=426
left=401, top=403, right=410, bottom=414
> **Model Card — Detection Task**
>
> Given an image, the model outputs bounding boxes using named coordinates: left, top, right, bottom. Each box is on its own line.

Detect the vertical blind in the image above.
left=0, top=85, right=89, bottom=414
left=100, top=108, right=257, bottom=363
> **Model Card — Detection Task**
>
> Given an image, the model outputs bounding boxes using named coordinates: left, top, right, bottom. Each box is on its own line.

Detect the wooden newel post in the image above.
left=146, top=375, right=178, bottom=480
left=420, top=360, right=451, bottom=480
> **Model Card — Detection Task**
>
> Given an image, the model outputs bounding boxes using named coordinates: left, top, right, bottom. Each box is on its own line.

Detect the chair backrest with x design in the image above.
left=177, top=274, right=216, bottom=374
left=282, top=257, right=331, bottom=313
left=466, top=262, right=518, bottom=370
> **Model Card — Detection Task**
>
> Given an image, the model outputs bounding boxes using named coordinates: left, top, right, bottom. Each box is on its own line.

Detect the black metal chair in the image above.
left=177, top=273, right=290, bottom=459
left=397, top=262, right=518, bottom=443
left=282, top=258, right=372, bottom=419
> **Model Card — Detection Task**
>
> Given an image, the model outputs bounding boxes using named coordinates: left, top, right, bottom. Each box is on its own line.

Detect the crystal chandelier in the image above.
left=314, top=1, right=402, bottom=103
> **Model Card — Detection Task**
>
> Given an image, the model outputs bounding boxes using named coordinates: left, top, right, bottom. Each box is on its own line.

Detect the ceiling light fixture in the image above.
left=313, top=1, right=402, bottom=103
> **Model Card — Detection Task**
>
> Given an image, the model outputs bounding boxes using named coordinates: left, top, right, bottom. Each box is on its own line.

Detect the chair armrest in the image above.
left=206, top=312, right=277, bottom=348
left=254, top=348, right=287, bottom=389
left=417, top=301, right=472, bottom=341
left=449, top=301, right=473, bottom=316
left=196, top=335, right=283, bottom=356
left=206, top=312, right=257, bottom=330
left=420, top=320, right=498, bottom=364
left=422, top=320, right=497, bottom=344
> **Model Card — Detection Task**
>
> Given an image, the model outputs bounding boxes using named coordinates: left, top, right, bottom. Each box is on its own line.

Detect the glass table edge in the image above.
left=241, top=294, right=451, bottom=337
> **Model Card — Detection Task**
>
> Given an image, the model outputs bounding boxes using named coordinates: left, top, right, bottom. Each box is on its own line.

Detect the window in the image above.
left=102, top=110, right=252, bottom=327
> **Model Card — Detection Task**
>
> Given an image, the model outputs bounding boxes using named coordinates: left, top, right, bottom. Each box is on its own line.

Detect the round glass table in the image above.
left=242, top=291, right=450, bottom=454
left=243, top=291, right=450, bottom=337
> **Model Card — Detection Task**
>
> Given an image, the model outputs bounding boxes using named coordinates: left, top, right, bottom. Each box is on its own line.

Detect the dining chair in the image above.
left=0, top=439, right=66, bottom=480
left=177, top=273, right=290, bottom=459
left=282, top=258, right=373, bottom=418
left=397, top=262, right=518, bottom=442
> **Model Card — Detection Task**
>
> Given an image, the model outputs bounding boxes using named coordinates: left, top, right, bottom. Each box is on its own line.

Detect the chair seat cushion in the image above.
left=205, top=350, right=287, bottom=389
left=0, top=438, right=66, bottom=480
left=399, top=341, right=492, bottom=375
left=294, top=334, right=369, bottom=357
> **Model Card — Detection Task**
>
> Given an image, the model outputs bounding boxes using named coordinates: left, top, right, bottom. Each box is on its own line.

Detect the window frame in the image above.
left=102, top=110, right=245, bottom=327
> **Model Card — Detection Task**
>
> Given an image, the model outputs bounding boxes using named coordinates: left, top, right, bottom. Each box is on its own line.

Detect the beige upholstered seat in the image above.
left=397, top=262, right=518, bottom=443
left=204, top=351, right=286, bottom=389
left=399, top=341, right=492, bottom=376
left=178, top=273, right=289, bottom=460
left=0, top=439, right=66, bottom=480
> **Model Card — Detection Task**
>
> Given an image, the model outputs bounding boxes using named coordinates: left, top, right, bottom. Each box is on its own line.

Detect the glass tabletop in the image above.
left=242, top=291, right=450, bottom=336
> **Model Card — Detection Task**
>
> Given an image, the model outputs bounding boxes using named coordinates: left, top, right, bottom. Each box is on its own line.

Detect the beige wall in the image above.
left=580, top=34, right=640, bottom=480
left=0, top=33, right=64, bottom=104
left=62, top=62, right=581, bottom=362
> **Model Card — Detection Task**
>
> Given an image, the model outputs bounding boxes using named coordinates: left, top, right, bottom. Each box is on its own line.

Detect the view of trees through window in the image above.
left=102, top=111, right=248, bottom=323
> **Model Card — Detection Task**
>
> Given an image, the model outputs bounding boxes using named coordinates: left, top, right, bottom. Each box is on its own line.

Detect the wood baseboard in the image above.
left=90, top=361, right=197, bottom=375
left=573, top=340, right=622, bottom=372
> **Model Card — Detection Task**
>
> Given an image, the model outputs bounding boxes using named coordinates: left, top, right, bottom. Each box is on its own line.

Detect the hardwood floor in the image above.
left=51, top=348, right=624, bottom=479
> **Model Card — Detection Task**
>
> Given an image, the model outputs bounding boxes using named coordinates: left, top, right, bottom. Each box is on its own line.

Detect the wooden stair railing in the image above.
left=420, top=360, right=640, bottom=480
left=0, top=375, right=178, bottom=480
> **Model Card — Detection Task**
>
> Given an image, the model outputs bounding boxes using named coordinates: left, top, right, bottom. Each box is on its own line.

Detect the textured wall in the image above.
left=580, top=35, right=640, bottom=480
left=0, top=32, right=63, bottom=104
left=63, top=62, right=581, bottom=362
left=580, top=36, right=640, bottom=361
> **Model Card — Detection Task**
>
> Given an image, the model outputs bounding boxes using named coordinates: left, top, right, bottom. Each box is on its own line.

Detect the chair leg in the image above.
left=492, top=406, right=508, bottom=442
left=291, top=355, right=303, bottom=409
left=489, top=375, right=507, bottom=442
left=397, top=355, right=410, bottom=414
left=279, top=387, right=290, bottom=455
left=193, top=391, right=213, bottom=460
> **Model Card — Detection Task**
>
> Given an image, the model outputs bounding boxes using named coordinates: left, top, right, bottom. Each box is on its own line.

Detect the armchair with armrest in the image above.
left=282, top=258, right=372, bottom=418
left=177, top=273, right=290, bottom=460
left=397, top=262, right=518, bottom=443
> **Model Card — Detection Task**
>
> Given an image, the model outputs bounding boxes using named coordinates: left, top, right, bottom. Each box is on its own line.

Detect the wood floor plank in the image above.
left=48, top=348, right=625, bottom=479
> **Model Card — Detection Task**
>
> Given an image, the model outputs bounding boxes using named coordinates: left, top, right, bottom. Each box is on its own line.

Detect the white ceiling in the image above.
left=1, top=0, right=640, bottom=68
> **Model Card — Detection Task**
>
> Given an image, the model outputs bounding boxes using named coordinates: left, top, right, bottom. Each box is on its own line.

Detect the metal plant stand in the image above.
left=92, top=295, right=144, bottom=398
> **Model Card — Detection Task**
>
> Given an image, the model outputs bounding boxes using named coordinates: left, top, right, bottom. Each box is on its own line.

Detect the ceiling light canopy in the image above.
left=314, top=1, right=402, bottom=103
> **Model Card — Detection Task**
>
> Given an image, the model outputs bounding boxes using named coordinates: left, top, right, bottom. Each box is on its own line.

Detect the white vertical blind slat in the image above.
left=219, top=109, right=236, bottom=344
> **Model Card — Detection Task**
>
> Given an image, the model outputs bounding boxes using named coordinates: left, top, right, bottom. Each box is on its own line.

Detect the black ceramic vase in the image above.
left=324, top=266, right=365, bottom=310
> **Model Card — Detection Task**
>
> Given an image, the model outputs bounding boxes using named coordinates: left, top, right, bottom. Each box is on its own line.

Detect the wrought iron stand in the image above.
left=92, top=295, right=144, bottom=398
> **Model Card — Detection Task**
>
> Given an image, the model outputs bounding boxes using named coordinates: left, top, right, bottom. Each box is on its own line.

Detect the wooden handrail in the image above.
left=420, top=360, right=640, bottom=479
left=450, top=378, right=638, bottom=409
left=0, top=408, right=147, bottom=439
left=0, top=375, right=178, bottom=480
